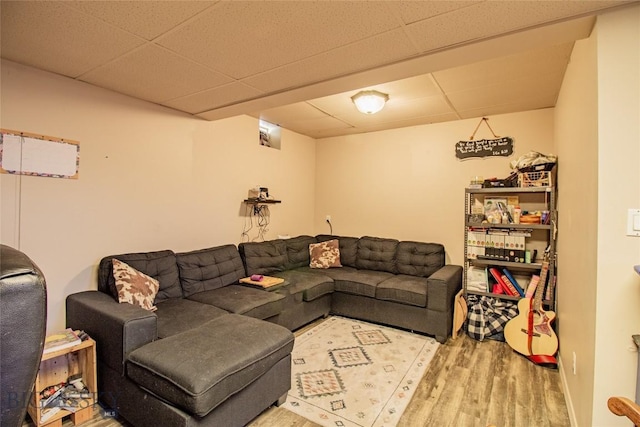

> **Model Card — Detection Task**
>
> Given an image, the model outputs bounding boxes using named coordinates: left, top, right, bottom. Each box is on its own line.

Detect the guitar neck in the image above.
left=534, top=260, right=549, bottom=309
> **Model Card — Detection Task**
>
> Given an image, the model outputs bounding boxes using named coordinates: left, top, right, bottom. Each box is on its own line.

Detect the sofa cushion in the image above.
left=98, top=250, right=182, bottom=303
left=127, top=314, right=294, bottom=417
left=112, top=259, right=159, bottom=311
left=239, top=240, right=288, bottom=275
left=309, top=239, right=342, bottom=269
left=355, top=236, right=399, bottom=273
left=282, top=235, right=317, bottom=269
left=376, top=275, right=429, bottom=307
left=186, top=285, right=284, bottom=319
left=273, top=270, right=334, bottom=302
left=176, top=245, right=246, bottom=298
left=395, top=241, right=445, bottom=278
left=317, top=266, right=392, bottom=297
left=316, top=235, right=358, bottom=267
left=154, top=298, right=228, bottom=339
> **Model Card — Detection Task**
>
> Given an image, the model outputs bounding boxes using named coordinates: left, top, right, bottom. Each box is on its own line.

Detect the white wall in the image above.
left=556, top=5, right=640, bottom=426
left=314, top=109, right=555, bottom=266
left=0, top=60, right=317, bottom=333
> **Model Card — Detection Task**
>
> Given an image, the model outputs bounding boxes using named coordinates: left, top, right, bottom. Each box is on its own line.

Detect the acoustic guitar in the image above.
left=504, top=257, right=558, bottom=362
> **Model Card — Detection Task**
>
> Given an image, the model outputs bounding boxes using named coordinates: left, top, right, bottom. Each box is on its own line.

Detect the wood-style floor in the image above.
left=23, top=322, right=571, bottom=427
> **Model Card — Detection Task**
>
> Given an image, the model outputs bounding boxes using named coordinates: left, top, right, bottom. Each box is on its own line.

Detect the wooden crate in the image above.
left=28, top=338, right=97, bottom=427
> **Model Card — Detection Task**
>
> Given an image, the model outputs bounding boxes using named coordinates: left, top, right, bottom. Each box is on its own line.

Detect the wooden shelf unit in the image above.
left=28, top=338, right=97, bottom=427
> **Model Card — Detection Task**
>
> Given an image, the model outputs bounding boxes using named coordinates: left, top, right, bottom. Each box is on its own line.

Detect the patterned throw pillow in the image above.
left=112, top=258, right=159, bottom=311
left=309, top=239, right=342, bottom=269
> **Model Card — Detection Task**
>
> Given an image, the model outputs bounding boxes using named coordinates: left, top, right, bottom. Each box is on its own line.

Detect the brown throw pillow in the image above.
left=309, top=239, right=342, bottom=269
left=112, top=258, right=159, bottom=311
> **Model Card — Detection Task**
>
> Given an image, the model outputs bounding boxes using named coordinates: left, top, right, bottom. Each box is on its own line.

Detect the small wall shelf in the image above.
left=243, top=198, right=281, bottom=204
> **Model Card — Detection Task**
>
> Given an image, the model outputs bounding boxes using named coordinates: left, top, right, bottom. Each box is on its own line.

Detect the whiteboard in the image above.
left=0, top=129, right=79, bottom=179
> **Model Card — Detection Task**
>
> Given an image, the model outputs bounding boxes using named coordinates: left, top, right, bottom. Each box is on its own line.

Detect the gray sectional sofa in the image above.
left=65, top=234, right=461, bottom=427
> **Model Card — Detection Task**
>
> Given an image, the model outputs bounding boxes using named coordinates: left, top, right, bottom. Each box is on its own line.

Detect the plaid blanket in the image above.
left=467, top=295, right=518, bottom=341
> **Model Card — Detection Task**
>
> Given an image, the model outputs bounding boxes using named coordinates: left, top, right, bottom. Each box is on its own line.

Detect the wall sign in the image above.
left=455, top=137, right=514, bottom=159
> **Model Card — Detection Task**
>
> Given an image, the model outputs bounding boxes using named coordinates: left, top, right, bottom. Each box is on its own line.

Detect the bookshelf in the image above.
left=463, top=186, right=557, bottom=308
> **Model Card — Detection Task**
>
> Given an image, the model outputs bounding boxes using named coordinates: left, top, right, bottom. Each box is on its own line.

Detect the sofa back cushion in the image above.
left=355, top=236, right=399, bottom=273
left=238, top=240, right=288, bottom=276
left=395, top=241, right=445, bottom=277
left=176, top=245, right=246, bottom=298
left=98, top=250, right=182, bottom=303
left=282, top=235, right=317, bottom=269
left=316, top=235, right=358, bottom=267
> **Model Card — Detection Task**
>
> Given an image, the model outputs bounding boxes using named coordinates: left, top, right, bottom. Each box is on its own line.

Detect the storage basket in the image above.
left=519, top=170, right=553, bottom=187
left=517, top=163, right=556, bottom=188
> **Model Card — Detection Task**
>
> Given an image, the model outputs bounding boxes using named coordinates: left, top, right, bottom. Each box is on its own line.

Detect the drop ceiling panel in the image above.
left=393, top=1, right=482, bottom=25
left=65, top=1, right=216, bottom=41
left=432, top=43, right=573, bottom=92
left=404, top=1, right=618, bottom=54
left=158, top=1, right=400, bottom=79
left=446, top=71, right=565, bottom=111
left=81, top=45, right=233, bottom=103
left=163, top=82, right=263, bottom=114
left=252, top=103, right=328, bottom=125
left=242, top=28, right=418, bottom=94
left=458, top=100, right=557, bottom=121
left=273, top=116, right=354, bottom=139
left=351, top=113, right=461, bottom=134
left=1, top=1, right=144, bottom=77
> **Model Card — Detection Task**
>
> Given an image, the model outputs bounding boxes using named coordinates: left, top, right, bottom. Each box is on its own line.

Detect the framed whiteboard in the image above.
left=0, top=129, right=79, bottom=179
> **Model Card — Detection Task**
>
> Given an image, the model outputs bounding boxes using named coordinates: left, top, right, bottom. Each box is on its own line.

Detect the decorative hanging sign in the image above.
left=455, top=117, right=514, bottom=159
left=455, top=137, right=514, bottom=159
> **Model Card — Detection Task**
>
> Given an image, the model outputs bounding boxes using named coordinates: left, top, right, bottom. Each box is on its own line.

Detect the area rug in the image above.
left=281, top=316, right=440, bottom=427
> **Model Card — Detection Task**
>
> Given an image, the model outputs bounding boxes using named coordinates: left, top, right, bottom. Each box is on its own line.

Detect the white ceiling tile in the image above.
left=163, top=82, right=263, bottom=114
left=276, top=116, right=354, bottom=139
left=1, top=1, right=144, bottom=77
left=157, top=1, right=401, bottom=79
left=393, top=1, right=481, bottom=25
left=65, top=1, right=216, bottom=40
left=446, top=71, right=564, bottom=112
left=243, top=28, right=418, bottom=93
left=252, top=103, right=329, bottom=125
left=80, top=45, right=233, bottom=104
left=433, top=43, right=573, bottom=92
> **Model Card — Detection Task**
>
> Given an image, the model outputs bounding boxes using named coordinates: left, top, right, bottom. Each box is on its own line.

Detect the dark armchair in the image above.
left=0, top=245, right=47, bottom=427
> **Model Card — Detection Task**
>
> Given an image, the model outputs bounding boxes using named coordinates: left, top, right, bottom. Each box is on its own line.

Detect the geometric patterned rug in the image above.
left=281, top=316, right=440, bottom=427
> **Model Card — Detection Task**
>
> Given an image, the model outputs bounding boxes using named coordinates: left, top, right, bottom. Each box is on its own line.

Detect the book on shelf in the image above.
left=502, top=268, right=525, bottom=297
left=43, top=328, right=81, bottom=354
left=489, top=267, right=518, bottom=296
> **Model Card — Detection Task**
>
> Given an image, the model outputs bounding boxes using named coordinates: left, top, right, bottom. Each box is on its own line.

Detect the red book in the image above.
left=489, top=267, right=517, bottom=296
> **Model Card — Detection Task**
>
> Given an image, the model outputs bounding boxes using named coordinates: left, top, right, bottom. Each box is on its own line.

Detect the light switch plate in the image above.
left=627, top=209, right=640, bottom=236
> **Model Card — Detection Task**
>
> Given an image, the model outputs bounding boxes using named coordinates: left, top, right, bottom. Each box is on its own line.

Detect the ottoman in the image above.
left=126, top=314, right=294, bottom=417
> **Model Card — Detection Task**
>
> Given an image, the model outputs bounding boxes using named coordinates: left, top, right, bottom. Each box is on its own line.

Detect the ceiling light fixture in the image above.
left=351, top=90, right=389, bottom=114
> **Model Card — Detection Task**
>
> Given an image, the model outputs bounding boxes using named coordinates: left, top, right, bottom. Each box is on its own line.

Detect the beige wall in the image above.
left=314, top=109, right=555, bottom=266
left=0, top=60, right=317, bottom=333
left=593, top=5, right=640, bottom=426
left=556, top=5, right=640, bottom=426
left=554, top=22, right=599, bottom=427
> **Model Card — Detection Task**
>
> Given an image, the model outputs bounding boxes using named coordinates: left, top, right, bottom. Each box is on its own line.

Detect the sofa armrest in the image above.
left=66, top=291, right=157, bottom=375
left=426, top=265, right=462, bottom=312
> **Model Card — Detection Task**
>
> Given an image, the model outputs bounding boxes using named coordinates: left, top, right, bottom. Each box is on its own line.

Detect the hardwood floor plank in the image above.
left=23, top=330, right=571, bottom=427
